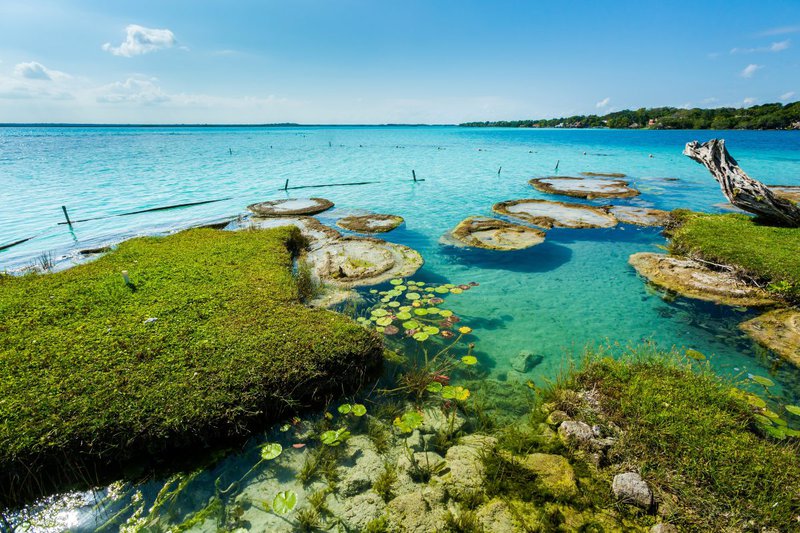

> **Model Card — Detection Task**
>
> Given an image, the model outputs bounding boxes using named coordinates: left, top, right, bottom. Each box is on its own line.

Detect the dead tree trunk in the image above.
left=684, top=139, right=800, bottom=227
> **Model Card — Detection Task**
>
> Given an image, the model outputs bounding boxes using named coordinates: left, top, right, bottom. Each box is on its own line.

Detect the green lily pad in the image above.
left=320, top=428, right=351, bottom=446
left=746, top=394, right=767, bottom=409
left=753, top=413, right=773, bottom=426
left=785, top=405, right=800, bottom=416
left=272, top=490, right=297, bottom=514
left=338, top=404, right=352, bottom=414
left=750, top=374, right=775, bottom=387
left=402, top=320, right=420, bottom=330
left=388, top=301, right=401, bottom=308
left=399, top=305, right=412, bottom=312
left=426, top=308, right=440, bottom=315
left=406, top=293, right=421, bottom=300
left=260, top=442, right=283, bottom=461
left=439, top=310, right=453, bottom=318
left=461, top=355, right=478, bottom=365
left=390, top=279, right=403, bottom=285
left=376, top=317, right=393, bottom=327
left=426, top=381, right=443, bottom=393
left=686, top=349, right=706, bottom=360
left=395, top=285, right=406, bottom=291
left=413, top=332, right=430, bottom=341
left=450, top=288, right=463, bottom=294
left=352, top=404, right=367, bottom=417
left=393, top=411, right=424, bottom=433
left=396, top=312, right=412, bottom=320
left=442, top=385, right=470, bottom=401
left=435, top=287, right=449, bottom=294
left=371, top=309, right=388, bottom=317
left=414, top=308, right=428, bottom=316
left=422, top=326, right=440, bottom=335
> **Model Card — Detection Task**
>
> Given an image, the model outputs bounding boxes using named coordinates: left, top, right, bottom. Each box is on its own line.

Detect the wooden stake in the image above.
left=61, top=206, right=73, bottom=227
left=284, top=179, right=289, bottom=191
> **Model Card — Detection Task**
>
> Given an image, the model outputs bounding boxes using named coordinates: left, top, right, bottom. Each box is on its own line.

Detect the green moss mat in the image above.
left=563, top=352, right=800, bottom=530
left=0, top=227, right=382, bottom=505
left=668, top=210, right=800, bottom=296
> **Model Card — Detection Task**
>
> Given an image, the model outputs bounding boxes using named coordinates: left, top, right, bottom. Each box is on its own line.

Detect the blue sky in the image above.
left=0, top=0, right=798, bottom=123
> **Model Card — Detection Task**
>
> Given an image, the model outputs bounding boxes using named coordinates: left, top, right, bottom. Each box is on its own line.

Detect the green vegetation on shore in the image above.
left=0, top=226, right=383, bottom=506
left=667, top=210, right=800, bottom=299
left=461, top=101, right=800, bottom=129
left=550, top=350, right=800, bottom=530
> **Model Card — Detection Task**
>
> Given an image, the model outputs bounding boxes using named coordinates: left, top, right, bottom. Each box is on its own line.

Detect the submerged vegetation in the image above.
left=667, top=210, right=800, bottom=300
left=461, top=101, right=800, bottom=129
left=0, top=226, right=383, bottom=506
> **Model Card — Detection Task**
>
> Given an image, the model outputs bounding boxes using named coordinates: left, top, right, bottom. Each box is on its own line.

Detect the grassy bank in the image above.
left=668, top=210, right=800, bottom=299
left=547, top=350, right=800, bottom=530
left=0, top=227, right=383, bottom=507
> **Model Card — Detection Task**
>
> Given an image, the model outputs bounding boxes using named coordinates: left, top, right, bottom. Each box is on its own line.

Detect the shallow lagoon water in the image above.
left=2, top=126, right=800, bottom=529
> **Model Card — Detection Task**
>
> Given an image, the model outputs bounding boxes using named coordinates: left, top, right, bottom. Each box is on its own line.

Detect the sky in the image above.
left=0, top=0, right=798, bottom=124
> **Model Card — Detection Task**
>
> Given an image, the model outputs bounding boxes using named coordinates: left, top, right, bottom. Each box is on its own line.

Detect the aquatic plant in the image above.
left=295, top=506, right=321, bottom=531
left=320, top=427, right=351, bottom=446
left=272, top=490, right=298, bottom=514
left=393, top=411, right=424, bottom=433
left=372, top=463, right=398, bottom=502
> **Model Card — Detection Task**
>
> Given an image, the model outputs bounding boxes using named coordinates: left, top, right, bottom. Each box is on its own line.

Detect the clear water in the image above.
left=2, top=126, right=800, bottom=529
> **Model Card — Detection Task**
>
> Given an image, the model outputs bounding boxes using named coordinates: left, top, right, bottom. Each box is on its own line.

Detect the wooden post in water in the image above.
left=554, top=160, right=560, bottom=172
left=284, top=179, right=289, bottom=191
left=412, top=170, right=417, bottom=182
left=61, top=206, right=73, bottom=228
left=498, top=166, right=502, bottom=176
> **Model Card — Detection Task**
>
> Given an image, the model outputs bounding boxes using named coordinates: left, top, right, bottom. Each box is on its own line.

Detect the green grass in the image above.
left=560, top=350, right=800, bottom=530
left=0, top=226, right=382, bottom=506
left=668, top=210, right=800, bottom=298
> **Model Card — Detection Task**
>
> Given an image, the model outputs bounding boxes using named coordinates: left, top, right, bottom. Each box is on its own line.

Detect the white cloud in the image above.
left=780, top=91, right=796, bottom=101
left=731, top=40, right=790, bottom=54
left=740, top=64, right=761, bottom=78
left=595, top=97, right=610, bottom=109
left=13, top=61, right=69, bottom=81
left=95, top=77, right=170, bottom=104
left=758, top=25, right=800, bottom=37
left=102, top=25, right=177, bottom=57
left=743, top=97, right=757, bottom=106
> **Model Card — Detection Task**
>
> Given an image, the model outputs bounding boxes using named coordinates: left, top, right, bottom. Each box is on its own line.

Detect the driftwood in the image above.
left=684, top=139, right=800, bottom=227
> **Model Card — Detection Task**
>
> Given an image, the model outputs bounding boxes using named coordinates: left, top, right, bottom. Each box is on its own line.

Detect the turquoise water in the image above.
left=3, top=126, right=800, bottom=529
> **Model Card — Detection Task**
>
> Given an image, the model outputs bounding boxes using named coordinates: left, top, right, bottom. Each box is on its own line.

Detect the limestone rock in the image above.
left=419, top=406, right=467, bottom=435
left=441, top=436, right=496, bottom=500
left=511, top=350, right=542, bottom=373
left=612, top=472, right=654, bottom=509
left=529, top=176, right=639, bottom=199
left=247, top=197, right=334, bottom=217
left=740, top=309, right=800, bottom=367
left=339, top=491, right=387, bottom=531
left=629, top=252, right=778, bottom=307
left=558, top=420, right=594, bottom=447
left=494, top=198, right=618, bottom=229
left=337, top=213, right=404, bottom=233
left=386, top=485, right=447, bottom=533
left=338, top=436, right=385, bottom=496
left=445, top=216, right=546, bottom=251
left=609, top=205, right=671, bottom=227
left=476, top=499, right=524, bottom=532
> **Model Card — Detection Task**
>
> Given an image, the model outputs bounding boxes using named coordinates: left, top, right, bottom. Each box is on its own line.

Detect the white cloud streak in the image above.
left=595, top=97, right=610, bottom=109
left=13, top=61, right=70, bottom=81
left=102, top=25, right=177, bottom=57
left=780, top=91, right=796, bottom=101
left=740, top=64, right=762, bottom=78
left=730, top=40, right=790, bottom=54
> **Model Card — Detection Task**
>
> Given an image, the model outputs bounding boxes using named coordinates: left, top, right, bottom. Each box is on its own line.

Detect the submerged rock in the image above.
left=494, top=199, right=618, bottom=229
left=247, top=197, right=334, bottom=217
left=609, top=205, right=671, bottom=227
left=336, top=213, right=404, bottom=233
left=386, top=485, right=448, bottom=533
left=530, top=176, right=639, bottom=199
left=581, top=171, right=627, bottom=178
left=629, top=252, right=778, bottom=307
left=740, top=309, right=800, bottom=367
left=339, top=492, right=387, bottom=531
left=445, top=216, right=546, bottom=251
left=518, top=453, right=578, bottom=500
left=476, top=499, right=525, bottom=532
left=419, top=405, right=467, bottom=435
left=248, top=215, right=341, bottom=247
left=510, top=350, right=543, bottom=373
left=441, top=434, right=497, bottom=500
left=612, top=472, right=653, bottom=509
left=558, top=420, right=594, bottom=447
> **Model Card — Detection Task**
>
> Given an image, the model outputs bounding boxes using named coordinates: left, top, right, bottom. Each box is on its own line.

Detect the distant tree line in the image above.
left=460, top=102, right=800, bottom=130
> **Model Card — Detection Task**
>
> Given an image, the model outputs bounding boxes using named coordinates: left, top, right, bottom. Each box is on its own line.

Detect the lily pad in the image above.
left=260, top=442, right=283, bottom=461
left=422, top=326, right=440, bottom=335
left=749, top=374, right=775, bottom=387
left=338, top=404, right=352, bottom=414
left=413, top=332, right=430, bottom=341
left=786, top=405, right=800, bottom=416
left=352, top=404, right=367, bottom=417
left=402, top=320, right=420, bottom=330
left=393, top=411, right=424, bottom=433
left=376, top=317, right=393, bottom=327
left=461, top=355, right=478, bottom=365
left=427, top=382, right=443, bottom=393
left=272, top=490, right=298, bottom=514
left=442, top=385, right=470, bottom=401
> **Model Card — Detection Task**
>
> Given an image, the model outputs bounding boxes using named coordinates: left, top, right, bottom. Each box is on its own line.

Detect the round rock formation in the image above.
left=493, top=199, right=617, bottom=229
left=247, top=197, right=334, bottom=217
left=446, top=216, right=546, bottom=250
left=530, top=176, right=639, bottom=199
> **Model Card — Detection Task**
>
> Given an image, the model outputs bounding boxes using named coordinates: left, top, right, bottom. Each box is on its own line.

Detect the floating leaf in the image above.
left=686, top=349, right=706, bottom=360
left=414, top=308, right=428, bottom=316
left=390, top=279, right=403, bottom=285
left=458, top=326, right=473, bottom=335
left=396, top=312, right=412, bottom=320
left=753, top=413, right=773, bottom=426
left=376, top=317, right=393, bottom=327
left=383, top=325, right=399, bottom=335
left=402, top=320, right=420, bottom=330
left=369, top=289, right=378, bottom=294
left=375, top=326, right=385, bottom=333
left=435, top=287, right=449, bottom=294
left=261, top=442, right=283, bottom=461
left=393, top=411, right=424, bottom=433
left=395, top=285, right=406, bottom=291
left=442, top=385, right=470, bottom=401
left=749, top=374, right=775, bottom=387
left=416, top=282, right=426, bottom=286
left=785, top=405, right=800, bottom=416
left=320, top=428, right=351, bottom=446
left=746, top=394, right=766, bottom=409
left=272, top=490, right=297, bottom=514
left=406, top=293, right=420, bottom=300
left=338, top=404, right=352, bottom=415
left=352, top=404, right=367, bottom=416
left=439, top=310, right=453, bottom=318
left=422, top=326, right=440, bottom=335
left=413, top=332, right=430, bottom=341
left=450, top=288, right=463, bottom=294
left=279, top=424, right=291, bottom=432
left=399, top=305, right=412, bottom=312
left=426, top=381, right=443, bottom=393
left=388, top=301, right=401, bottom=308
left=461, top=355, right=478, bottom=365
left=426, top=308, right=440, bottom=315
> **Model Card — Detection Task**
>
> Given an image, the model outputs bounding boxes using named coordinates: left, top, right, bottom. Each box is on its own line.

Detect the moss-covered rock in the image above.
left=518, top=453, right=578, bottom=501
left=445, top=216, right=546, bottom=251
left=530, top=176, right=639, bottom=199
left=609, top=206, right=671, bottom=226
left=336, top=214, right=404, bottom=233
left=0, top=226, right=383, bottom=506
